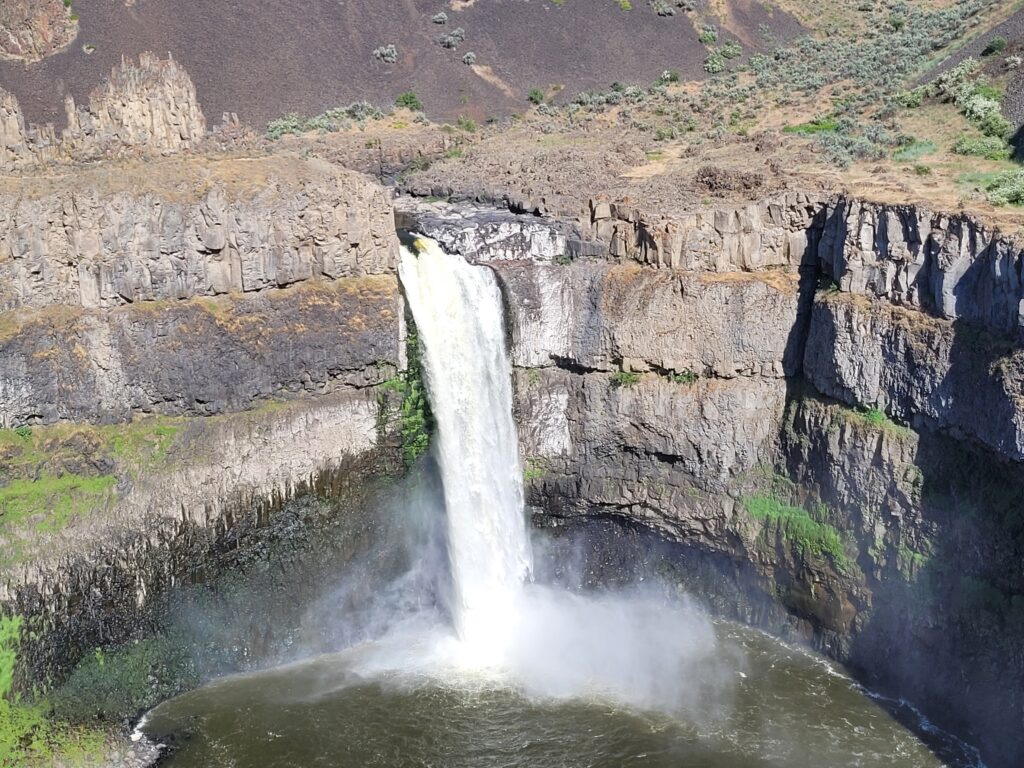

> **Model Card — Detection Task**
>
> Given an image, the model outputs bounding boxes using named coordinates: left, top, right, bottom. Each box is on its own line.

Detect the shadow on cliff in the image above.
left=843, top=334, right=1024, bottom=768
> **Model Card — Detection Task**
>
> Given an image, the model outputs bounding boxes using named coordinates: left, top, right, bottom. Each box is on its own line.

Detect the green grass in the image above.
left=0, top=417, right=187, bottom=563
left=523, top=459, right=546, bottom=483
left=743, top=495, right=847, bottom=568
left=833, top=405, right=912, bottom=437
left=892, top=139, right=936, bottom=162
left=0, top=474, right=117, bottom=536
left=1, top=614, right=108, bottom=768
left=781, top=117, right=839, bottom=135
left=610, top=371, right=640, bottom=388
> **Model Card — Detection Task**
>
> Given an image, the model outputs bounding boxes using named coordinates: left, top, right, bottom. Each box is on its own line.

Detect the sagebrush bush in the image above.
left=984, top=170, right=1024, bottom=206
left=372, top=44, right=398, bottom=64
left=698, top=25, right=718, bottom=44
left=982, top=36, right=1008, bottom=56
left=952, top=134, right=1011, bottom=160
left=704, top=51, right=726, bottom=74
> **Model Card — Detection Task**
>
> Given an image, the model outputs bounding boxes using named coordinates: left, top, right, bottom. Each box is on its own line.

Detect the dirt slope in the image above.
left=0, top=0, right=800, bottom=130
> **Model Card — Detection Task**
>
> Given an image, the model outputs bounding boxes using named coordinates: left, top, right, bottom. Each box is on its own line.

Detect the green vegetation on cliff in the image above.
left=0, top=417, right=185, bottom=564
left=379, top=322, right=434, bottom=468
left=51, top=637, right=198, bottom=726
left=1, top=614, right=106, bottom=768
left=743, top=494, right=847, bottom=569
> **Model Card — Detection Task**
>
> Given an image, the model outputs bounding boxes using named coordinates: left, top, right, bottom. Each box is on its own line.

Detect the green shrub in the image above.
left=895, top=87, right=927, bottom=108
left=698, top=25, right=718, bottom=44
left=610, top=371, right=640, bottom=388
left=704, top=51, right=726, bottom=74
left=982, top=36, right=1008, bottom=56
left=456, top=115, right=477, bottom=132
left=528, top=88, right=545, bottom=104
left=983, top=170, right=1024, bottom=206
left=668, top=370, right=698, bottom=384
left=379, top=323, right=434, bottom=468
left=977, top=109, right=1013, bottom=139
left=395, top=91, right=423, bottom=111
left=952, top=134, right=1010, bottom=160
left=720, top=41, right=742, bottom=59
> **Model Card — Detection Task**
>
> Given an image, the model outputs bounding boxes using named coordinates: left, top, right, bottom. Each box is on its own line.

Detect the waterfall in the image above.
left=398, top=236, right=533, bottom=657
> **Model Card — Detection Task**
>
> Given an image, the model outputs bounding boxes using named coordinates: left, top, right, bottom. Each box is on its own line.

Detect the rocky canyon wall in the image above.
left=401, top=195, right=1024, bottom=767
left=0, top=153, right=406, bottom=686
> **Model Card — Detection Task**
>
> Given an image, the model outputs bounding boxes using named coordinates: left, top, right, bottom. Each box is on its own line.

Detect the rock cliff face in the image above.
left=0, top=0, right=77, bottom=62
left=4, top=160, right=1024, bottom=767
left=0, top=53, right=205, bottom=171
left=399, top=195, right=1024, bottom=768
left=0, top=153, right=404, bottom=690
left=0, top=163, right=394, bottom=311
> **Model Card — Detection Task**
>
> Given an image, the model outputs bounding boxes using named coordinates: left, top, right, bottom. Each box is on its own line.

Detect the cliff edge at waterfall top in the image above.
left=2, top=1, right=1024, bottom=768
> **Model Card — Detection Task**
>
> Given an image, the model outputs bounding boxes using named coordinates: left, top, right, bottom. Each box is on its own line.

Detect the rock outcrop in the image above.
left=0, top=163, right=395, bottom=311
left=0, top=0, right=77, bottom=62
left=582, top=191, right=1024, bottom=338
left=0, top=53, right=205, bottom=171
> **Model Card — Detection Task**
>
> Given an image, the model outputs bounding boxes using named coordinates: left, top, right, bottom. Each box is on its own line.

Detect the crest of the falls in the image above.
left=398, top=236, right=533, bottom=658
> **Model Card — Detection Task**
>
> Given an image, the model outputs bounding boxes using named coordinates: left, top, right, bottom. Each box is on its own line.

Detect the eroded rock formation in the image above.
left=0, top=53, right=205, bottom=171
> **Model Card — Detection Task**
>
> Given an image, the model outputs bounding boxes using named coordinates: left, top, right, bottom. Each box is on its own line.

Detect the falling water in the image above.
left=140, top=234, right=984, bottom=768
left=398, top=236, right=533, bottom=657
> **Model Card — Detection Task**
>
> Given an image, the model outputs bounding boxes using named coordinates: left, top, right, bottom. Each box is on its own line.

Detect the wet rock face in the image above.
left=0, top=0, right=77, bottom=62
left=406, top=194, right=1024, bottom=768
left=0, top=53, right=205, bottom=170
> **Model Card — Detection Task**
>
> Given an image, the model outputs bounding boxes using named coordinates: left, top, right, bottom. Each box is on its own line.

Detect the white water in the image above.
left=398, top=237, right=533, bottom=658
left=394, top=235, right=729, bottom=713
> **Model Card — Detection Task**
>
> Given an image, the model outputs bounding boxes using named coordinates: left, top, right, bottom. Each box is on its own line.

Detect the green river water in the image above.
left=142, top=619, right=976, bottom=768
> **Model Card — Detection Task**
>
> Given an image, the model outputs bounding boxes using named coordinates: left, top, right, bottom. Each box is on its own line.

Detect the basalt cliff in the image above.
left=1, top=56, right=1023, bottom=768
